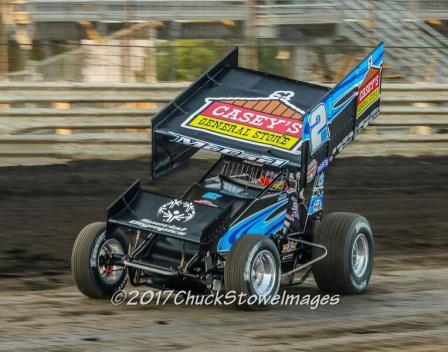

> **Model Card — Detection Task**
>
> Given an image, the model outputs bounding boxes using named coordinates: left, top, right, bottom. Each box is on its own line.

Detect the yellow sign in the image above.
left=356, top=87, right=379, bottom=117
left=356, top=68, right=381, bottom=118
left=189, top=115, right=300, bottom=150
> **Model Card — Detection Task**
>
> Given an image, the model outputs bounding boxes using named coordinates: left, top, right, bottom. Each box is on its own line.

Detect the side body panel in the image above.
left=301, top=43, right=384, bottom=187
left=217, top=194, right=289, bottom=252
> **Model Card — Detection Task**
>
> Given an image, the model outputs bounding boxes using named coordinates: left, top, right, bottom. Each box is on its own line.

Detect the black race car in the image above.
left=72, top=43, right=384, bottom=307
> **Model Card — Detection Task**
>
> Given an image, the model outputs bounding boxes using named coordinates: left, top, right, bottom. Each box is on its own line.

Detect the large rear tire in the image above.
left=312, top=212, right=374, bottom=294
left=71, top=222, right=128, bottom=298
left=224, top=235, right=281, bottom=309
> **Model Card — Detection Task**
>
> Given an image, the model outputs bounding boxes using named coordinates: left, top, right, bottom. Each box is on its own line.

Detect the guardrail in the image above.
left=23, top=1, right=448, bottom=25
left=28, top=0, right=250, bottom=22
left=0, top=82, right=447, bottom=165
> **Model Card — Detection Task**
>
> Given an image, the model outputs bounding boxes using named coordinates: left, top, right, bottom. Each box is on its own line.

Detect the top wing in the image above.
left=151, top=48, right=329, bottom=178
left=151, top=44, right=384, bottom=181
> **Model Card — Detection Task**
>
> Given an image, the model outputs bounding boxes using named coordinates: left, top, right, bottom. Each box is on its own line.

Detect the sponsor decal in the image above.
left=170, top=132, right=290, bottom=167
left=181, top=91, right=304, bottom=153
left=282, top=240, right=298, bottom=253
left=307, top=159, right=318, bottom=183
left=330, top=131, right=354, bottom=160
left=202, top=192, right=222, bottom=200
left=307, top=192, right=324, bottom=215
left=194, top=199, right=218, bottom=208
left=356, top=57, right=381, bottom=118
left=317, top=158, right=329, bottom=174
left=129, top=218, right=187, bottom=236
left=157, top=199, right=196, bottom=223
left=356, top=106, right=380, bottom=134
left=316, top=173, right=325, bottom=188
left=281, top=252, right=295, bottom=261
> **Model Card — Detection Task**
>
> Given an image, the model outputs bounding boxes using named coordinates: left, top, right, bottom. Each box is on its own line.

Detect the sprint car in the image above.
left=72, top=43, right=384, bottom=307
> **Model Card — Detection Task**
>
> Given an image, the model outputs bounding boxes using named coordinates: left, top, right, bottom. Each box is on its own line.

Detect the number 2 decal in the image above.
left=309, top=103, right=329, bottom=153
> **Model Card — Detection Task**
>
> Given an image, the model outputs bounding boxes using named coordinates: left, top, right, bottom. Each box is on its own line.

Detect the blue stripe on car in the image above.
left=217, top=199, right=288, bottom=252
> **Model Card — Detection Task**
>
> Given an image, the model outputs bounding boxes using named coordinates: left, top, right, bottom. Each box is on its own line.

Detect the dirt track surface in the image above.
left=0, top=156, right=447, bottom=350
left=0, top=267, right=448, bottom=352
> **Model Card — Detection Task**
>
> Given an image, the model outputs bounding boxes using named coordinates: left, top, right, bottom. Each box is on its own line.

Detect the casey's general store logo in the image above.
left=356, top=58, right=382, bottom=118
left=181, top=91, right=304, bottom=152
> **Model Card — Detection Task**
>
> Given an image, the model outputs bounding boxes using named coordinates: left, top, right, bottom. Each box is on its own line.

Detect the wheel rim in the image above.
left=351, top=233, right=369, bottom=277
left=250, top=250, right=277, bottom=297
left=97, top=238, right=125, bottom=285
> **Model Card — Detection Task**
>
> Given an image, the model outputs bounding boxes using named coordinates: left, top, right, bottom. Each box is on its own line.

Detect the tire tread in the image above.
left=312, top=212, right=371, bottom=294
left=71, top=222, right=109, bottom=299
left=224, top=235, right=280, bottom=307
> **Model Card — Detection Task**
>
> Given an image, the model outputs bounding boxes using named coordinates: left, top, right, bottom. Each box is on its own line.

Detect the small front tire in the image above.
left=71, top=222, right=128, bottom=299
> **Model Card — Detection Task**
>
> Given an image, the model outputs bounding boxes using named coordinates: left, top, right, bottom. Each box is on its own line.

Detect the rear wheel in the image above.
left=71, top=222, right=128, bottom=298
left=312, top=213, right=374, bottom=294
left=224, top=235, right=281, bottom=309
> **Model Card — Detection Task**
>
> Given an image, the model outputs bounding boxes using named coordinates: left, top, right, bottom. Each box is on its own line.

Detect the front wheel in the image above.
left=71, top=222, right=128, bottom=298
left=224, top=235, right=281, bottom=309
left=312, top=212, right=374, bottom=294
